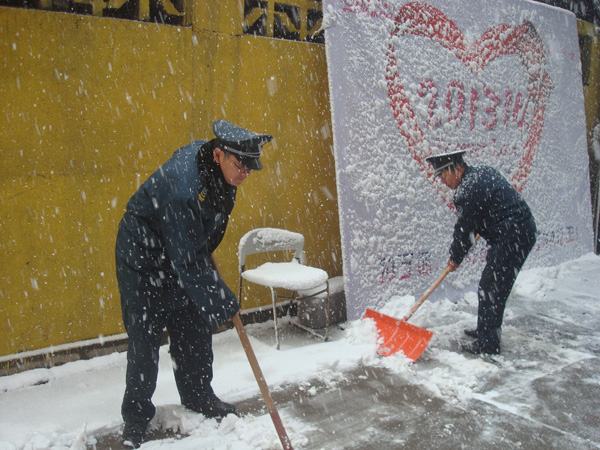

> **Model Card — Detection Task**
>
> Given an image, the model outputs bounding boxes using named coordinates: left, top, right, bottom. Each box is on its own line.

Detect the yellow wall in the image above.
left=578, top=21, right=600, bottom=136
left=577, top=20, right=600, bottom=252
left=0, top=3, right=340, bottom=357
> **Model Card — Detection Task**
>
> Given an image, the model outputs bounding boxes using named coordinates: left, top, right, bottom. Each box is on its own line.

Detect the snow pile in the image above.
left=0, top=317, right=379, bottom=450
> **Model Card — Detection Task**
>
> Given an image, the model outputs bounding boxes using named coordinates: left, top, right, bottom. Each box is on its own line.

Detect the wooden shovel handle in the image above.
left=232, top=314, right=293, bottom=450
left=210, top=255, right=293, bottom=450
left=402, top=234, right=481, bottom=322
left=402, top=266, right=452, bottom=322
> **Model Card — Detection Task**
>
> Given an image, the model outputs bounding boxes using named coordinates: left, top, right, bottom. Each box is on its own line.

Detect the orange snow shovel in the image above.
left=365, top=236, right=480, bottom=362
left=364, top=266, right=449, bottom=361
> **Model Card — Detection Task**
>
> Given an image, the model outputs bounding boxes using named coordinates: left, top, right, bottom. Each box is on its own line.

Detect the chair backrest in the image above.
left=238, top=228, right=305, bottom=271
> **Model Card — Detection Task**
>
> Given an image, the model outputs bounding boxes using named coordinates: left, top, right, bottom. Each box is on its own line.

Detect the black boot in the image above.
left=464, top=328, right=479, bottom=338
left=202, top=397, right=238, bottom=419
left=185, top=395, right=238, bottom=419
left=122, top=422, right=147, bottom=448
left=461, top=328, right=501, bottom=355
left=461, top=339, right=500, bottom=355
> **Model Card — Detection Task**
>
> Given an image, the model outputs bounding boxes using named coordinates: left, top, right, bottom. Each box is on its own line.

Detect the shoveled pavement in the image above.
left=233, top=360, right=599, bottom=449
left=233, top=269, right=600, bottom=449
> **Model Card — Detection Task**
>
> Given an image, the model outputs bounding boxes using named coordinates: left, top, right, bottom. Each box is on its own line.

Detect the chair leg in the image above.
left=271, top=287, right=280, bottom=350
left=238, top=275, right=244, bottom=310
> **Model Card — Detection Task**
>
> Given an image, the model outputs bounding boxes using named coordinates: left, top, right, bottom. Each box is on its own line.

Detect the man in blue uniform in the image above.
left=426, top=151, right=537, bottom=356
left=115, top=120, right=272, bottom=447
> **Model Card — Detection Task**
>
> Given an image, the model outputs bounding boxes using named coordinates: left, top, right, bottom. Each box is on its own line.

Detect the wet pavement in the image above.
left=232, top=270, right=600, bottom=449
left=233, top=358, right=599, bottom=450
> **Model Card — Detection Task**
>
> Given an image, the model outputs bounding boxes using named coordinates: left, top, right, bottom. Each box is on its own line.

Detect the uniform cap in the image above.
left=425, top=150, right=466, bottom=177
left=212, top=120, right=273, bottom=171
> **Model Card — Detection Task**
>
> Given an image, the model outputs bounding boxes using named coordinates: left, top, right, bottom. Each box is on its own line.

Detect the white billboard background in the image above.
left=323, top=0, right=594, bottom=320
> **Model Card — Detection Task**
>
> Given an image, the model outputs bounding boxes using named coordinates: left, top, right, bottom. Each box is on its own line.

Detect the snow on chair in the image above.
left=238, top=227, right=330, bottom=350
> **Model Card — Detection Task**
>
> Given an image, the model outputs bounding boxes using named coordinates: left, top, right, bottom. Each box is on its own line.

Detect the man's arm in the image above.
left=159, top=197, right=239, bottom=326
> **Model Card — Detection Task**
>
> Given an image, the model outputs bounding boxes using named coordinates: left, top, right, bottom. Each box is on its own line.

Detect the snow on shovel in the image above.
left=365, top=236, right=480, bottom=362
left=364, top=267, right=450, bottom=361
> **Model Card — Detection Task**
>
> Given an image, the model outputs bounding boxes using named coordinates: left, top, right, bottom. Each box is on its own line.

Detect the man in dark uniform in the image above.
left=426, top=150, right=537, bottom=356
left=115, top=120, right=272, bottom=448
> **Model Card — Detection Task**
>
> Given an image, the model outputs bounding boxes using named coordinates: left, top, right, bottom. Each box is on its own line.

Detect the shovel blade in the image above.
left=364, top=308, right=433, bottom=362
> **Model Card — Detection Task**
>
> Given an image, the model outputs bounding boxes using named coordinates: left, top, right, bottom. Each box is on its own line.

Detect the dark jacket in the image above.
left=449, top=164, right=537, bottom=265
left=115, top=140, right=239, bottom=326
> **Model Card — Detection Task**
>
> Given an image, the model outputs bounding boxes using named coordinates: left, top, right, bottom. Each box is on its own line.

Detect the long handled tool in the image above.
left=211, top=256, right=293, bottom=450
left=365, top=236, right=480, bottom=362
left=401, top=265, right=452, bottom=322
left=232, top=314, right=293, bottom=450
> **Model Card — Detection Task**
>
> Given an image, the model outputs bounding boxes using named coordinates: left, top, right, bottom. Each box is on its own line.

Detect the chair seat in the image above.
left=238, top=227, right=331, bottom=349
left=241, top=262, right=328, bottom=291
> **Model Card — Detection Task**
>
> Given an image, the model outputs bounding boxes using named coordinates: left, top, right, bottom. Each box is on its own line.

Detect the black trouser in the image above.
left=117, top=262, right=215, bottom=425
left=477, top=231, right=536, bottom=346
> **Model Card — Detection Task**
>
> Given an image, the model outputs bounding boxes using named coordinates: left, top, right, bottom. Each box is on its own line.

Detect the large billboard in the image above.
left=324, top=0, right=594, bottom=319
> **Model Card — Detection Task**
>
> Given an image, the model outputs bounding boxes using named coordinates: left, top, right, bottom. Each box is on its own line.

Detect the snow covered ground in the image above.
left=1, top=253, right=599, bottom=449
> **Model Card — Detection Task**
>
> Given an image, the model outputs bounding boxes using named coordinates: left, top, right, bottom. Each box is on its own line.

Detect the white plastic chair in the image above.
left=238, top=227, right=330, bottom=349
